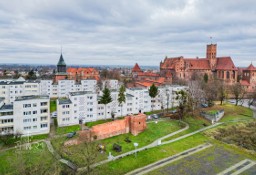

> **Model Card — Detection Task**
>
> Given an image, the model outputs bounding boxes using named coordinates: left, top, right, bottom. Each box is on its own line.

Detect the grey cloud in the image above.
left=0, top=0, right=255, bottom=67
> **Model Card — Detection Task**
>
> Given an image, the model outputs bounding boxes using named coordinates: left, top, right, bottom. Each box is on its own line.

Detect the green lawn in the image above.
left=56, top=125, right=81, bottom=135
left=0, top=142, right=63, bottom=174
left=50, top=99, right=57, bottom=113
left=51, top=119, right=184, bottom=167
left=100, top=119, right=184, bottom=156
left=96, top=134, right=208, bottom=175
left=163, top=104, right=253, bottom=142
left=204, top=104, right=253, bottom=122
left=86, top=119, right=116, bottom=128
left=162, top=116, right=210, bottom=142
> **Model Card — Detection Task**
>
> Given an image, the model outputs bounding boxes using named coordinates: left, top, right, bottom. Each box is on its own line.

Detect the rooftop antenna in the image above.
left=210, top=36, right=213, bottom=44
left=61, top=45, right=63, bottom=55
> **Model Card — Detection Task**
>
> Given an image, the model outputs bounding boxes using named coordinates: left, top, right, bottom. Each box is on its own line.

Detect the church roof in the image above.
left=215, top=57, right=237, bottom=70
left=132, top=63, right=142, bottom=72
left=184, top=59, right=211, bottom=70
left=245, top=63, right=256, bottom=71
left=57, top=54, right=66, bottom=66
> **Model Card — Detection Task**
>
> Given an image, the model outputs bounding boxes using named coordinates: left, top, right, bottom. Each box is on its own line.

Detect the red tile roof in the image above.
left=215, top=57, right=237, bottom=70
left=137, top=72, right=159, bottom=77
left=184, top=59, right=211, bottom=70
left=245, top=63, right=256, bottom=71
left=241, top=80, right=250, bottom=86
left=132, top=63, right=142, bottom=72
left=160, top=57, right=182, bottom=69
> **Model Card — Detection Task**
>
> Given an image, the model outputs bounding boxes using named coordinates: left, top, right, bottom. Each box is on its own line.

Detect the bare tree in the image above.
left=217, top=80, right=228, bottom=105
left=231, top=83, right=246, bottom=106
left=187, top=80, right=205, bottom=115
left=63, top=140, right=99, bottom=175
left=247, top=90, right=256, bottom=109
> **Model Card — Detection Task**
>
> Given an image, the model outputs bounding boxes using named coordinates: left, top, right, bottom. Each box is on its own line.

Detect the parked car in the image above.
left=152, top=114, right=159, bottom=119
left=66, top=131, right=76, bottom=138
left=201, top=103, right=208, bottom=108
left=171, top=109, right=177, bottom=114
left=51, top=112, right=57, bottom=118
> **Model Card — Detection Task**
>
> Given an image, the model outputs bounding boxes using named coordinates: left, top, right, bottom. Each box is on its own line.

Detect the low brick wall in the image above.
left=64, top=114, right=147, bottom=146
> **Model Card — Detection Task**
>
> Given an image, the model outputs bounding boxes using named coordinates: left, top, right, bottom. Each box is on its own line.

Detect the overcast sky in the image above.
left=0, top=0, right=255, bottom=67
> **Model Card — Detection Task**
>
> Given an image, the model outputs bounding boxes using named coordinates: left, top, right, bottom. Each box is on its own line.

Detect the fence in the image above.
left=200, top=110, right=224, bottom=124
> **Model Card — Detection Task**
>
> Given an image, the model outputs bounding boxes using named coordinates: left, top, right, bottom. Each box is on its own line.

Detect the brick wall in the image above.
left=79, top=114, right=146, bottom=141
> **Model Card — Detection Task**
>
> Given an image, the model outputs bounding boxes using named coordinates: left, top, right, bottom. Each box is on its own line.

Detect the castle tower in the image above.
left=54, top=53, right=68, bottom=82
left=57, top=54, right=66, bottom=73
left=206, top=44, right=217, bottom=70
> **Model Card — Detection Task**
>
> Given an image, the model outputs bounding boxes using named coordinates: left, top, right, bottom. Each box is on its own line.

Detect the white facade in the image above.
left=57, top=91, right=98, bottom=127
left=102, top=79, right=119, bottom=90
left=0, top=95, right=50, bottom=136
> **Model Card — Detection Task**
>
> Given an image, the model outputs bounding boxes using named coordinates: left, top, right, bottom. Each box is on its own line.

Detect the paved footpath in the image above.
left=126, top=143, right=213, bottom=175
left=78, top=122, right=222, bottom=172
left=217, top=159, right=256, bottom=175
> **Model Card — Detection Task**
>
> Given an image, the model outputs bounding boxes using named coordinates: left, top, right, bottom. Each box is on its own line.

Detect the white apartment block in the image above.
left=41, top=79, right=97, bottom=98
left=57, top=91, right=97, bottom=127
left=0, top=95, right=50, bottom=136
left=102, top=79, right=119, bottom=90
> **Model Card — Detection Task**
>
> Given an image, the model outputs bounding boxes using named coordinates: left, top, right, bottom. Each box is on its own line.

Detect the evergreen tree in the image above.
left=99, top=87, right=112, bottom=120
left=149, top=84, right=158, bottom=111
left=175, top=90, right=188, bottom=122
left=203, top=73, right=208, bottom=83
left=118, top=85, right=126, bottom=117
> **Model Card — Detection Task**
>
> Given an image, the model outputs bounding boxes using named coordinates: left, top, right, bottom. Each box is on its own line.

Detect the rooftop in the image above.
left=58, top=98, right=72, bottom=105
left=15, top=95, right=49, bottom=101
left=0, top=104, right=13, bottom=111
left=70, top=91, right=94, bottom=96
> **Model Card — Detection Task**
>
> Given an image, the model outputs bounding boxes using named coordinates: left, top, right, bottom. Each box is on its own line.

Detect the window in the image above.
left=33, top=118, right=37, bottom=122
left=41, top=124, right=47, bottom=128
left=41, top=116, right=47, bottom=121
left=40, top=109, right=47, bottom=114
left=23, top=111, right=31, bottom=115
left=33, top=103, right=37, bottom=107
left=33, top=111, right=37, bottom=114
left=24, top=126, right=31, bottom=130
left=33, top=126, right=37, bottom=129
left=1, top=119, right=13, bottom=123
left=23, top=104, right=31, bottom=108
left=40, top=102, right=47, bottom=106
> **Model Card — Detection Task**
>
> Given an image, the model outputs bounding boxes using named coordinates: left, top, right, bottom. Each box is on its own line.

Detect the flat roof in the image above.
left=0, top=104, right=13, bottom=111
left=126, top=93, right=134, bottom=97
left=15, top=95, right=49, bottom=101
left=58, top=98, right=72, bottom=105
left=69, top=91, right=94, bottom=96
left=0, top=81, right=24, bottom=85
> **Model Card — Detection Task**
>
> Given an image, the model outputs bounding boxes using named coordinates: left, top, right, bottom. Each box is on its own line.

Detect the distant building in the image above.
left=160, top=44, right=238, bottom=83
left=241, top=63, right=256, bottom=93
left=54, top=54, right=68, bottom=82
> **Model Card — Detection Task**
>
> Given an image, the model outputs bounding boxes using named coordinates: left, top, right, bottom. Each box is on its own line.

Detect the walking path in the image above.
left=78, top=122, right=222, bottom=172
left=125, top=143, right=213, bottom=175
left=216, top=159, right=256, bottom=175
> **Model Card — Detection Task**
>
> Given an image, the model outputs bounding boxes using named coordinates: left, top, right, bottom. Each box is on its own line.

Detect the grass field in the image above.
left=56, top=125, right=81, bottom=135
left=96, top=134, right=208, bottom=175
left=50, top=99, right=57, bottom=113
left=0, top=142, right=63, bottom=175
left=51, top=119, right=184, bottom=167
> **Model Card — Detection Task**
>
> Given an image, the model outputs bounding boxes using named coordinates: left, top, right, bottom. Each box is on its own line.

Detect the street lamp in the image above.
left=134, top=142, right=139, bottom=158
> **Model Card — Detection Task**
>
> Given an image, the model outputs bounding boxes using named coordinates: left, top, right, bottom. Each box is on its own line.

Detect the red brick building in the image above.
left=130, top=63, right=172, bottom=88
left=67, top=67, right=100, bottom=81
left=160, top=44, right=238, bottom=83
left=241, top=63, right=256, bottom=93
left=54, top=54, right=100, bottom=82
